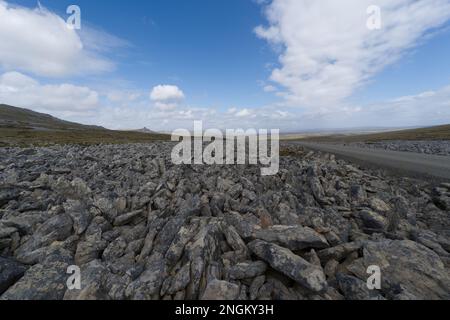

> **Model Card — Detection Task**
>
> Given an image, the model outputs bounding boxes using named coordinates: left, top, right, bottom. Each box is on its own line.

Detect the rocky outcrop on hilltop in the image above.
left=0, top=143, right=449, bottom=300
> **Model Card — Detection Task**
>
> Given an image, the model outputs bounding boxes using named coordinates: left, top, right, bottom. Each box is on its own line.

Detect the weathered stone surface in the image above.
left=0, top=142, right=449, bottom=300
left=1, top=248, right=73, bottom=300
left=63, top=260, right=109, bottom=300
left=0, top=257, right=26, bottom=295
left=200, top=279, right=240, bottom=300
left=15, top=214, right=73, bottom=264
left=358, top=210, right=388, bottom=231
left=75, top=238, right=108, bottom=266
left=248, top=240, right=327, bottom=292
left=336, top=274, right=383, bottom=300
left=113, top=210, right=144, bottom=227
left=63, top=200, right=91, bottom=235
left=227, top=261, right=267, bottom=280
left=361, top=240, right=450, bottom=300
left=252, top=225, right=329, bottom=251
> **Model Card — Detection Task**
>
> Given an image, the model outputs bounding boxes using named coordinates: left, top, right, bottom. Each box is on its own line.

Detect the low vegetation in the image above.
left=299, top=124, right=450, bottom=143
left=0, top=104, right=169, bottom=147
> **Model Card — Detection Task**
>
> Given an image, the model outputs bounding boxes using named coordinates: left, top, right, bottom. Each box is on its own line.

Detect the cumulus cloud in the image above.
left=0, top=71, right=99, bottom=114
left=150, top=85, right=185, bottom=110
left=0, top=1, right=116, bottom=77
left=150, top=85, right=185, bottom=101
left=256, top=0, right=450, bottom=108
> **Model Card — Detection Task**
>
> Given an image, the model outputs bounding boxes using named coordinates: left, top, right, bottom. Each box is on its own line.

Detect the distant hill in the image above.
left=0, top=104, right=169, bottom=146
left=0, top=104, right=105, bottom=131
left=135, top=127, right=158, bottom=134
left=300, top=124, right=450, bottom=142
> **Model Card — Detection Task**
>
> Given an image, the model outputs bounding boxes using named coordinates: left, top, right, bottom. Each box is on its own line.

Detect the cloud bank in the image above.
left=0, top=71, right=99, bottom=114
left=0, top=1, right=116, bottom=77
left=256, top=0, right=450, bottom=108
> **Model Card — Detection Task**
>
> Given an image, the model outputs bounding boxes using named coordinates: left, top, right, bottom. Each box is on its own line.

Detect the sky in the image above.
left=1, top=0, right=450, bottom=132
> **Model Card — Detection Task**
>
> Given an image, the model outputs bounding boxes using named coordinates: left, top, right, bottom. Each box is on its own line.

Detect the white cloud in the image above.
left=235, top=108, right=252, bottom=117
left=263, top=85, right=276, bottom=92
left=0, top=1, right=116, bottom=77
left=0, top=71, right=99, bottom=114
left=3, top=71, right=448, bottom=132
left=256, top=0, right=450, bottom=108
left=150, top=85, right=185, bottom=101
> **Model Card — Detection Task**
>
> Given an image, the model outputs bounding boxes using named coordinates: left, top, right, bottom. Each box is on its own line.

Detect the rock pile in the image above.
left=347, top=140, right=450, bottom=156
left=0, top=143, right=449, bottom=300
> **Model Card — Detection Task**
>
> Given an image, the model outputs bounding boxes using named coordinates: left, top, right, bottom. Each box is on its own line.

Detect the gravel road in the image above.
left=297, top=142, right=450, bottom=181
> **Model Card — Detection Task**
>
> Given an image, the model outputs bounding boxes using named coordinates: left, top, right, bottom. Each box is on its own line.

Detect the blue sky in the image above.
left=9, top=0, right=278, bottom=109
left=1, top=0, right=450, bottom=131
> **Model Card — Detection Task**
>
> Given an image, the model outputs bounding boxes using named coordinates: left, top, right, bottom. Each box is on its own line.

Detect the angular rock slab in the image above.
left=362, top=240, right=450, bottom=300
left=248, top=240, right=327, bottom=293
left=0, top=257, right=26, bottom=295
left=201, top=279, right=240, bottom=300
left=252, top=225, right=329, bottom=251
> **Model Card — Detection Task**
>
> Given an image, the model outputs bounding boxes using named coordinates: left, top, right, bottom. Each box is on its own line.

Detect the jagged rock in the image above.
left=357, top=210, right=388, bottom=232
left=350, top=185, right=366, bottom=203
left=336, top=273, right=383, bottom=300
left=200, top=279, right=240, bottom=300
left=224, top=211, right=257, bottom=239
left=75, top=237, right=108, bottom=266
left=252, top=225, right=329, bottom=251
left=1, top=248, right=73, bottom=300
left=1, top=142, right=449, bottom=301
left=63, top=260, right=109, bottom=300
left=227, top=261, right=267, bottom=280
left=361, top=240, right=450, bottom=300
left=248, top=240, right=327, bottom=293
left=164, top=262, right=191, bottom=295
left=15, top=214, right=73, bottom=264
left=113, top=210, right=144, bottom=227
left=324, top=259, right=339, bottom=279
left=0, top=257, right=26, bottom=295
left=0, top=226, right=17, bottom=239
left=125, top=253, right=168, bottom=300
left=102, top=237, right=127, bottom=261
left=249, top=275, right=265, bottom=300
left=317, top=242, right=362, bottom=263
left=368, top=198, right=391, bottom=213
left=63, top=200, right=91, bottom=235
left=69, top=178, right=92, bottom=199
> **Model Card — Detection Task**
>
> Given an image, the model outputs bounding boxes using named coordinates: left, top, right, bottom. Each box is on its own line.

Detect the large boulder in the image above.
left=355, top=240, right=450, bottom=300
left=0, top=257, right=26, bottom=295
left=252, top=225, right=329, bottom=251
left=248, top=240, right=327, bottom=293
left=1, top=248, right=73, bottom=300
left=15, top=214, right=73, bottom=264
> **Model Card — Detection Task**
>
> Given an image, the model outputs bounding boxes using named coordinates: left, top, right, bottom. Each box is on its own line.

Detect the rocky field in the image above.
left=0, top=142, right=449, bottom=300
left=345, top=140, right=450, bottom=156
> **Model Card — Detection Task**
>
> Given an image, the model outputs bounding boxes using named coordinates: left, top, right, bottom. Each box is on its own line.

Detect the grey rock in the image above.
left=63, top=200, right=91, bottom=235
left=248, top=240, right=327, bottom=293
left=252, top=225, right=329, bottom=251
left=336, top=273, right=383, bottom=300
left=75, top=238, right=108, bottom=266
left=63, top=260, right=109, bottom=300
left=200, top=279, right=240, bottom=300
left=227, top=261, right=267, bottom=280
left=0, top=257, right=26, bottom=295
left=15, top=214, right=73, bottom=264
left=113, top=210, right=144, bottom=227
left=361, top=240, right=450, bottom=300
left=1, top=249, right=73, bottom=300
left=358, top=210, right=388, bottom=232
